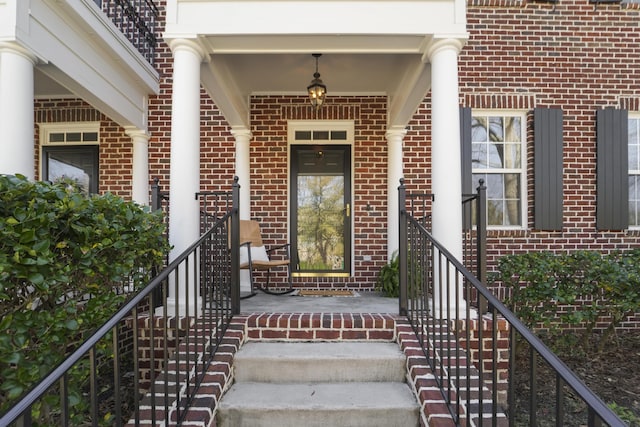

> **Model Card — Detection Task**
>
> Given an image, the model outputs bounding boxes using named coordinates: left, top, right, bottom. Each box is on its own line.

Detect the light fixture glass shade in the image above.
left=307, top=76, right=327, bottom=109
left=307, top=54, right=327, bottom=109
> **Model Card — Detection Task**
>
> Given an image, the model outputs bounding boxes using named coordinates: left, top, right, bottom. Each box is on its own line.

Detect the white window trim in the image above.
left=471, top=110, right=528, bottom=230
left=287, top=120, right=355, bottom=145
left=39, top=122, right=101, bottom=146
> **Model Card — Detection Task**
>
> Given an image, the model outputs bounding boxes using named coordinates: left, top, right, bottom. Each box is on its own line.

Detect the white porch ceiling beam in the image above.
left=167, top=1, right=466, bottom=38
left=200, top=57, right=251, bottom=129
left=387, top=59, right=432, bottom=128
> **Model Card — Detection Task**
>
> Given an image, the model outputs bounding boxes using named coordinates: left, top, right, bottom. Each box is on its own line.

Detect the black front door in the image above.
left=290, top=145, right=352, bottom=276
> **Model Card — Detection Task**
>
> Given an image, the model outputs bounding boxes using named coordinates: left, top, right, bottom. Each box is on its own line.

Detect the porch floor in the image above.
left=240, top=290, right=399, bottom=314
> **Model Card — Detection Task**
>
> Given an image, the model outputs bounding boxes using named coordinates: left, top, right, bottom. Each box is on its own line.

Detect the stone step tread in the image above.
left=236, top=341, right=404, bottom=360
left=219, top=381, right=419, bottom=411
left=233, top=341, right=407, bottom=383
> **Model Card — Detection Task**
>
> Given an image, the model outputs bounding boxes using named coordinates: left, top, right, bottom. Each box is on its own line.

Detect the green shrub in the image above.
left=376, top=251, right=400, bottom=297
left=0, top=174, right=170, bottom=420
left=492, top=250, right=640, bottom=352
left=376, top=250, right=423, bottom=298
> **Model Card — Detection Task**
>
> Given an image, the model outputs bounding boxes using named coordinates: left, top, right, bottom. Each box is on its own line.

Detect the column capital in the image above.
left=124, top=126, right=150, bottom=143
left=0, top=42, right=38, bottom=65
left=425, top=37, right=466, bottom=62
left=385, top=125, right=408, bottom=141
left=167, top=38, right=207, bottom=62
left=230, top=126, right=252, bottom=141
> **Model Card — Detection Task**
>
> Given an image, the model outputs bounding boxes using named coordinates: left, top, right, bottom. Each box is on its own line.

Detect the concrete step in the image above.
left=232, top=341, right=407, bottom=383
left=217, top=381, right=420, bottom=427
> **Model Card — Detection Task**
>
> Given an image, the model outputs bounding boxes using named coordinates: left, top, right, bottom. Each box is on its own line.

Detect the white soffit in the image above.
left=28, top=0, right=159, bottom=129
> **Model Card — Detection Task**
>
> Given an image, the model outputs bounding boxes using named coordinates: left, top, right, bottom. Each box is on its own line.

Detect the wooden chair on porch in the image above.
left=239, top=220, right=294, bottom=296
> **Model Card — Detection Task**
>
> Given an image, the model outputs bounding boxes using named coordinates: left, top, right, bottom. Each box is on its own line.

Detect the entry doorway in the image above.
left=290, top=144, right=352, bottom=276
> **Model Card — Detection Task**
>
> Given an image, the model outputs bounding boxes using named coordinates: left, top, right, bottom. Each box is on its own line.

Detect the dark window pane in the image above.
left=43, top=146, right=99, bottom=194
left=83, top=132, right=99, bottom=142
left=49, top=133, right=65, bottom=143
left=331, top=130, right=347, bottom=140
left=295, top=131, right=312, bottom=140
left=313, top=130, right=330, bottom=140
left=66, top=132, right=82, bottom=142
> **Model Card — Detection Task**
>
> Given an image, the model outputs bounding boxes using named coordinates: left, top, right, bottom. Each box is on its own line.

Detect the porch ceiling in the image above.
left=197, top=49, right=433, bottom=129
left=167, top=0, right=468, bottom=131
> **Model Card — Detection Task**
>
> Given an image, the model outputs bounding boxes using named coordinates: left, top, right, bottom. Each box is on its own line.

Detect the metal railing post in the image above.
left=230, top=176, right=241, bottom=314
left=476, top=179, right=488, bottom=313
left=398, top=178, right=408, bottom=316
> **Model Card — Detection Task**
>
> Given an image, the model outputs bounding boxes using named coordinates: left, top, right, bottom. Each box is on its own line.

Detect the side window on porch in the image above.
left=470, top=111, right=527, bottom=228
left=40, top=124, right=100, bottom=194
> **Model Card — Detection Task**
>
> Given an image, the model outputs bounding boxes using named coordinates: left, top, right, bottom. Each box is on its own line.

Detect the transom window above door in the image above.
left=289, top=121, right=354, bottom=145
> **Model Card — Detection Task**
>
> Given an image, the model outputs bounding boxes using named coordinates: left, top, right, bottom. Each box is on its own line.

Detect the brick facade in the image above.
left=458, top=0, right=640, bottom=328
left=459, top=0, right=640, bottom=267
left=31, top=0, right=640, bottom=324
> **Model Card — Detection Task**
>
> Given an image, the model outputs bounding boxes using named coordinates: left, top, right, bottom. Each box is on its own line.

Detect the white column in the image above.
left=428, top=38, right=465, bottom=316
left=386, top=126, right=406, bottom=261
left=231, top=127, right=253, bottom=294
left=125, top=127, right=150, bottom=205
left=166, top=39, right=205, bottom=316
left=231, top=127, right=252, bottom=220
left=0, top=43, right=36, bottom=179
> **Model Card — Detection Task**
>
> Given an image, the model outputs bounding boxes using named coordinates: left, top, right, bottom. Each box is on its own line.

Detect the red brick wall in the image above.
left=458, top=0, right=640, bottom=270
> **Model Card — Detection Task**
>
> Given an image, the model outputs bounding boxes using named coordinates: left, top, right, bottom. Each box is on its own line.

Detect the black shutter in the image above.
left=596, top=108, right=628, bottom=230
left=460, top=106, right=473, bottom=230
left=534, top=108, right=564, bottom=230
left=460, top=106, right=472, bottom=195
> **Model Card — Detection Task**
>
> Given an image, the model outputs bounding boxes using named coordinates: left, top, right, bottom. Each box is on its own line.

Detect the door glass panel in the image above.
left=297, top=175, right=345, bottom=270
left=292, top=146, right=350, bottom=274
left=44, top=146, right=99, bottom=194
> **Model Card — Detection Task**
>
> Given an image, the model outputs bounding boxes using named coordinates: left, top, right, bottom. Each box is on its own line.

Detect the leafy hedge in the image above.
left=492, top=250, right=640, bottom=351
left=0, top=175, right=170, bottom=420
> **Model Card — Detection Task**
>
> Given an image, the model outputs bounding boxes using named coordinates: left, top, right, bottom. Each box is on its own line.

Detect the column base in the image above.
left=429, top=298, right=471, bottom=320
left=155, top=297, right=202, bottom=318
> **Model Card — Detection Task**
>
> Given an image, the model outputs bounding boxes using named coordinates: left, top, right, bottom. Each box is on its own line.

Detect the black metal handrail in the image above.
left=398, top=179, right=625, bottom=426
left=96, top=0, right=159, bottom=67
left=0, top=180, right=241, bottom=426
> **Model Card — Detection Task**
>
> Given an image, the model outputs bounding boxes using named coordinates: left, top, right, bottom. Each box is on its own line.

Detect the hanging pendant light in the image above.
left=307, top=53, right=327, bottom=110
